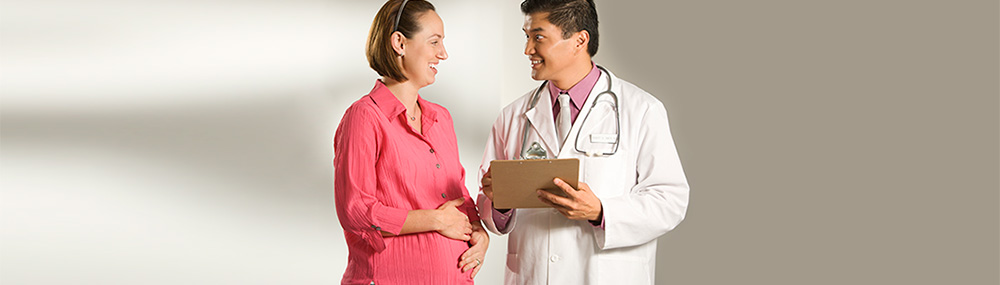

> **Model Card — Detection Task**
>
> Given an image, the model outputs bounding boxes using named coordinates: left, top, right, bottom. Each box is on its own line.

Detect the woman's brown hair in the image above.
left=366, top=0, right=436, bottom=82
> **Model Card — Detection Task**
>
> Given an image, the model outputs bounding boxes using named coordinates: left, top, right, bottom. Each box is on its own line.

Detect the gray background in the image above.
left=1, top=0, right=996, bottom=284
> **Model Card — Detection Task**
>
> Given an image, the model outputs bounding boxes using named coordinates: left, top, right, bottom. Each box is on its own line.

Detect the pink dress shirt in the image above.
left=334, top=80, right=478, bottom=285
left=549, top=63, right=602, bottom=124
left=491, top=63, right=606, bottom=230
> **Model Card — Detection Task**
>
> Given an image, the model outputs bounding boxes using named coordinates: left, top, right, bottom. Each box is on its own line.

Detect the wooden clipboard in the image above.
left=489, top=158, right=579, bottom=209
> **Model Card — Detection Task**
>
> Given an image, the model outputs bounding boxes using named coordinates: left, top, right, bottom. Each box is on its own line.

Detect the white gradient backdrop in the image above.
left=2, top=0, right=996, bottom=284
left=1, top=0, right=518, bottom=283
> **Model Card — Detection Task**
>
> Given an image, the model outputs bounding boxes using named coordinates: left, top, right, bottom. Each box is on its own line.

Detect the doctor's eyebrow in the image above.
left=523, top=27, right=545, bottom=33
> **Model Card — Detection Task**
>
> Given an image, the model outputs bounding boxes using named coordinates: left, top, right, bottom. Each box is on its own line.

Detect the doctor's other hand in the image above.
left=481, top=167, right=494, bottom=201
left=538, top=179, right=603, bottom=221
left=459, top=222, right=489, bottom=278
left=435, top=198, right=473, bottom=241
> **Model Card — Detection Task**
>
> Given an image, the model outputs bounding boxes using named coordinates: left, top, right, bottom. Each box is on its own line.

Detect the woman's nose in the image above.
left=438, top=45, right=448, bottom=60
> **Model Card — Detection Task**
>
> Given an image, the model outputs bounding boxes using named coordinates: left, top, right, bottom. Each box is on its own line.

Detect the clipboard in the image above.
left=489, top=158, right=579, bottom=209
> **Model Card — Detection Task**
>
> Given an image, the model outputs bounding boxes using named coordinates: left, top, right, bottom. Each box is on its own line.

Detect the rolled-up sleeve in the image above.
left=334, top=105, right=409, bottom=252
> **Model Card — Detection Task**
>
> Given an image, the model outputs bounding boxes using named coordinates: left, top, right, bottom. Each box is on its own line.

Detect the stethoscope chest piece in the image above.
left=524, top=142, right=547, bottom=160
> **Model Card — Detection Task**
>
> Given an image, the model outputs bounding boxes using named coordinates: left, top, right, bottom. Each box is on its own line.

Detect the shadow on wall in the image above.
left=1, top=85, right=356, bottom=282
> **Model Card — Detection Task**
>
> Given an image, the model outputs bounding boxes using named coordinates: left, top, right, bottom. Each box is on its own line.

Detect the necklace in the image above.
left=407, top=106, right=419, bottom=121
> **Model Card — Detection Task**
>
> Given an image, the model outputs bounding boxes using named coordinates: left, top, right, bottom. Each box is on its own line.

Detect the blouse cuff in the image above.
left=370, top=203, right=409, bottom=235
left=464, top=203, right=482, bottom=223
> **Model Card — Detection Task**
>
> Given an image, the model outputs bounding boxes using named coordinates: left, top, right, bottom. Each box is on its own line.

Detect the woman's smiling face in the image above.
left=400, top=10, right=448, bottom=88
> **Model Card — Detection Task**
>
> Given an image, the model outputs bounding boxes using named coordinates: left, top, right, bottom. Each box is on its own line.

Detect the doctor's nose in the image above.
left=524, top=41, right=535, bottom=56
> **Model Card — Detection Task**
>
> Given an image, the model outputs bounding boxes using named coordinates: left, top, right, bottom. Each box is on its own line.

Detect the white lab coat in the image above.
left=477, top=67, right=689, bottom=285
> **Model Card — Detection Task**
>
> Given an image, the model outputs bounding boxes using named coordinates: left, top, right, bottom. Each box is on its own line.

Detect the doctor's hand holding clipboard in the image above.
left=481, top=165, right=604, bottom=223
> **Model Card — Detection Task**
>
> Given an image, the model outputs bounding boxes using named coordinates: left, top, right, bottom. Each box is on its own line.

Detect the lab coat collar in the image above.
left=524, top=84, right=560, bottom=155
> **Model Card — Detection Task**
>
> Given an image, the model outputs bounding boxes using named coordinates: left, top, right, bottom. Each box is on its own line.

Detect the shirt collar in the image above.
left=368, top=79, right=439, bottom=124
left=549, top=62, right=601, bottom=110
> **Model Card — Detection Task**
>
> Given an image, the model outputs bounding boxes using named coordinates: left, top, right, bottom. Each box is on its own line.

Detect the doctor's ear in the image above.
left=391, top=31, right=406, bottom=56
left=575, top=30, right=590, bottom=50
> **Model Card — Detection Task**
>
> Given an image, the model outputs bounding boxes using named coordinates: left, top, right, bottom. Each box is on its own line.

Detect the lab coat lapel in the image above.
left=523, top=85, right=560, bottom=157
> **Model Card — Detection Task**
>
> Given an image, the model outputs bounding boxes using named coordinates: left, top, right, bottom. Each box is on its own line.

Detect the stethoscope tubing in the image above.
left=519, top=65, right=620, bottom=159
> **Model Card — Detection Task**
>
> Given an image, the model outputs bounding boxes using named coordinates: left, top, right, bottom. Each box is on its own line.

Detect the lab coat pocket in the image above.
left=597, top=256, right=650, bottom=285
left=582, top=156, right=626, bottom=198
left=505, top=253, right=519, bottom=274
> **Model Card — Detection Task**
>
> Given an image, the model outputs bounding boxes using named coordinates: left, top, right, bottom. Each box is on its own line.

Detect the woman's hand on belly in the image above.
left=433, top=198, right=473, bottom=241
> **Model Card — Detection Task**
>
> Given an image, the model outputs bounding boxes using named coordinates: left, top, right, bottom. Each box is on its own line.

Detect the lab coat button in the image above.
left=549, top=255, right=559, bottom=262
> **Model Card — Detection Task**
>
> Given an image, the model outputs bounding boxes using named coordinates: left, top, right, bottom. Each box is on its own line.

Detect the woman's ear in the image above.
left=391, top=31, right=406, bottom=56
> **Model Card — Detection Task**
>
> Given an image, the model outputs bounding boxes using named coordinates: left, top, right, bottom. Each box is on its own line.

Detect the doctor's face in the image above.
left=523, top=13, right=576, bottom=81
left=401, top=11, right=448, bottom=88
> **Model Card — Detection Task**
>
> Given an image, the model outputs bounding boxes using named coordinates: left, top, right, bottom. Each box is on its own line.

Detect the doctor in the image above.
left=476, top=0, right=689, bottom=284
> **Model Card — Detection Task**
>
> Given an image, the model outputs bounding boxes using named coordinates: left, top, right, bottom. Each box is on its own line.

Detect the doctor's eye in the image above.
left=534, top=34, right=544, bottom=41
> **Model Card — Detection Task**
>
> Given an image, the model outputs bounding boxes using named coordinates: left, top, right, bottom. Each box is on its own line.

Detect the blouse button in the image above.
left=435, top=164, right=441, bottom=168
left=441, top=193, right=447, bottom=198
left=429, top=149, right=435, bottom=153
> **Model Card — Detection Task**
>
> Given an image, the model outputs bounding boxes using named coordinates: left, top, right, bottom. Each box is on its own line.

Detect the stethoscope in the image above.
left=520, top=65, right=620, bottom=159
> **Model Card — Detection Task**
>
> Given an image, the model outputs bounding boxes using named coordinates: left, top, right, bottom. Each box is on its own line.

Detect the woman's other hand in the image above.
left=459, top=222, right=489, bottom=278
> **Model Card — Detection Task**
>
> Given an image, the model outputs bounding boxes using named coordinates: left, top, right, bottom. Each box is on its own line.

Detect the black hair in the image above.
left=520, top=0, right=599, bottom=56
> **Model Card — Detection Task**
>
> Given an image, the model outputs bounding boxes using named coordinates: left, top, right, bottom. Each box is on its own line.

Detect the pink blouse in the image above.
left=334, top=80, right=478, bottom=285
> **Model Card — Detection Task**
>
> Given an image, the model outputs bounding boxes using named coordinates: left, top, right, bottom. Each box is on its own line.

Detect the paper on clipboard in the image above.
left=489, top=158, right=579, bottom=209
